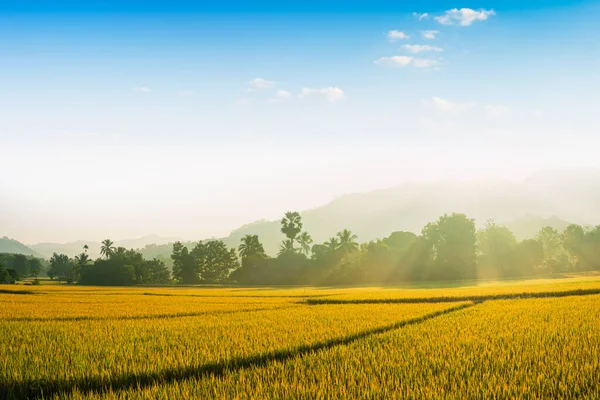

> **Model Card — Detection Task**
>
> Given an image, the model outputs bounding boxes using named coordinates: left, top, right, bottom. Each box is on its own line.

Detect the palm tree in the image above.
left=238, top=235, right=265, bottom=260
left=337, top=229, right=359, bottom=254
left=83, top=244, right=89, bottom=253
left=74, top=249, right=91, bottom=279
left=324, top=237, right=340, bottom=255
left=280, top=211, right=303, bottom=251
left=297, top=232, right=313, bottom=255
left=100, top=239, right=115, bottom=259
left=278, top=240, right=295, bottom=257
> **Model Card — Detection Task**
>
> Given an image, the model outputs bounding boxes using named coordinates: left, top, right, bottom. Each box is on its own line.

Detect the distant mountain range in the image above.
left=219, top=169, right=600, bottom=255
left=26, top=235, right=183, bottom=259
left=3, top=168, right=600, bottom=259
left=0, top=237, right=44, bottom=258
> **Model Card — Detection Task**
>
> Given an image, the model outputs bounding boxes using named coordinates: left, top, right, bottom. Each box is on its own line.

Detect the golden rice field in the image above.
left=1, top=277, right=599, bottom=399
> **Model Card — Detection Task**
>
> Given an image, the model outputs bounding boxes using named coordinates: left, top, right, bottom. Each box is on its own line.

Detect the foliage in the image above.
left=48, top=253, right=76, bottom=282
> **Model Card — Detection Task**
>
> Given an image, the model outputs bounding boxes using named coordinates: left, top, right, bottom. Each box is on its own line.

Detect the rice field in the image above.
left=1, top=277, right=599, bottom=399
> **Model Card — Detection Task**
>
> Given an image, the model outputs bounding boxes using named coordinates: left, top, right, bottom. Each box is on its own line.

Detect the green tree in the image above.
left=171, top=241, right=198, bottom=284
left=324, top=237, right=340, bottom=255
left=337, top=229, right=359, bottom=254
left=100, top=239, right=116, bottom=259
left=48, top=253, right=75, bottom=282
left=28, top=258, right=42, bottom=278
left=12, top=254, right=29, bottom=279
left=297, top=232, right=313, bottom=256
left=238, top=235, right=266, bottom=265
left=477, top=221, right=518, bottom=278
left=74, top=248, right=91, bottom=280
left=536, top=226, right=570, bottom=272
left=0, top=262, right=10, bottom=284
left=280, top=211, right=303, bottom=251
left=197, top=240, right=238, bottom=283
left=136, top=258, right=171, bottom=284
left=421, top=213, right=477, bottom=281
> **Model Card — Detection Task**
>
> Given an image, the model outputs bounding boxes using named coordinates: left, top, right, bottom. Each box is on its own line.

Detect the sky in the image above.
left=1, top=0, right=599, bottom=243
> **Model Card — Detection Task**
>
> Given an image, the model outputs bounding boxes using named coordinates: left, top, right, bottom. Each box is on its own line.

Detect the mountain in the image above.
left=29, top=235, right=183, bottom=259
left=503, top=215, right=574, bottom=241
left=18, top=168, right=600, bottom=259
left=219, top=168, right=600, bottom=255
left=0, top=237, right=44, bottom=258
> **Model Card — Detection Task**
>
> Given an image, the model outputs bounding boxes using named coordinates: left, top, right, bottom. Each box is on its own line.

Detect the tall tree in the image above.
left=324, top=237, right=340, bottom=255
left=297, top=232, right=313, bottom=256
left=171, top=241, right=198, bottom=284
left=536, top=226, right=570, bottom=272
left=238, top=235, right=266, bottom=263
left=100, top=239, right=116, bottom=259
left=477, top=221, right=518, bottom=277
left=74, top=251, right=90, bottom=280
left=198, top=240, right=238, bottom=283
left=422, top=213, right=477, bottom=281
left=48, top=253, right=75, bottom=282
left=280, top=211, right=303, bottom=251
left=337, top=229, right=359, bottom=254
left=28, top=258, right=42, bottom=278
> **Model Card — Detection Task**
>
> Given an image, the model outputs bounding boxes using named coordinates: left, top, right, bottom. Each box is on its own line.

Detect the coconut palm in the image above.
left=297, top=232, right=313, bottom=255
left=278, top=240, right=295, bottom=257
left=337, top=229, right=359, bottom=254
left=324, top=237, right=340, bottom=255
left=238, top=235, right=266, bottom=260
left=100, top=239, right=116, bottom=259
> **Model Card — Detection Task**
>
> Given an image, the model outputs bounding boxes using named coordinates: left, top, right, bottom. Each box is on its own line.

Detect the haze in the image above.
left=1, top=1, right=599, bottom=244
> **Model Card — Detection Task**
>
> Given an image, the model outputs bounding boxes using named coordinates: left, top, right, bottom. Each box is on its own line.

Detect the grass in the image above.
left=1, top=276, right=599, bottom=399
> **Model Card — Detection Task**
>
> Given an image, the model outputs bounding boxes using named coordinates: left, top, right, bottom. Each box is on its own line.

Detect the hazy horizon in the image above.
left=2, top=1, right=599, bottom=243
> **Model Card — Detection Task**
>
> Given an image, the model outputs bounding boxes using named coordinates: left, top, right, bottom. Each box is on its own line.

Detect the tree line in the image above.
left=0, top=253, right=46, bottom=284
left=3, top=211, right=599, bottom=286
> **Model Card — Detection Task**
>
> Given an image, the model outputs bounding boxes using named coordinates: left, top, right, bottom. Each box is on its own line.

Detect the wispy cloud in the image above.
left=271, top=90, right=292, bottom=102
left=375, top=56, right=440, bottom=68
left=387, top=30, right=410, bottom=41
left=299, top=87, right=345, bottom=102
left=435, top=8, right=495, bottom=26
left=402, top=44, right=443, bottom=54
left=426, top=97, right=475, bottom=113
left=248, top=78, right=275, bottom=90
left=133, top=86, right=151, bottom=93
left=421, top=30, right=440, bottom=39
left=413, top=12, right=429, bottom=21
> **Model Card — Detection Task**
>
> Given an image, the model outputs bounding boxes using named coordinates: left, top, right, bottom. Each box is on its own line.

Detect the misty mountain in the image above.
left=15, top=168, right=600, bottom=259
left=219, top=169, right=600, bottom=255
left=0, top=237, right=44, bottom=258
left=29, top=235, right=183, bottom=259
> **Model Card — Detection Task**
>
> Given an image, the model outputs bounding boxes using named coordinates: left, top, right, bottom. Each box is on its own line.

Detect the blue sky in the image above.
left=1, top=1, right=599, bottom=242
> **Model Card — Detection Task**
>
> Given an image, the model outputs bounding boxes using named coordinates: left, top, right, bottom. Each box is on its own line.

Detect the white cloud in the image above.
left=412, top=58, right=441, bottom=68
left=375, top=56, right=440, bottom=69
left=427, top=97, right=475, bottom=113
left=299, top=87, right=345, bottom=102
left=387, top=30, right=410, bottom=41
left=248, top=78, right=275, bottom=90
left=435, top=8, right=495, bottom=26
left=133, top=86, right=151, bottom=93
left=236, top=98, right=252, bottom=106
left=402, top=44, right=443, bottom=54
left=271, top=90, right=292, bottom=102
left=485, top=105, right=508, bottom=117
left=413, top=12, right=429, bottom=21
left=375, top=56, right=413, bottom=67
left=421, top=30, right=440, bottom=39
